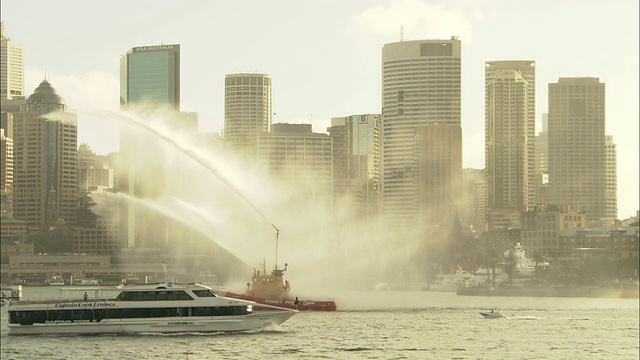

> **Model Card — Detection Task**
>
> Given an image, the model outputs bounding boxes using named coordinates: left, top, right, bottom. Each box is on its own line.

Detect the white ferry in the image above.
left=48, top=275, right=65, bottom=286
left=7, top=282, right=297, bottom=335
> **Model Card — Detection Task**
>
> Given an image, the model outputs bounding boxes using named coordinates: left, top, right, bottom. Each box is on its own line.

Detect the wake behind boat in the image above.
left=7, top=282, right=297, bottom=335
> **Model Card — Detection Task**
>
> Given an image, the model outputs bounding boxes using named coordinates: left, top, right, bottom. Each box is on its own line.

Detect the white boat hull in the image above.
left=479, top=312, right=507, bottom=319
left=8, top=310, right=295, bottom=335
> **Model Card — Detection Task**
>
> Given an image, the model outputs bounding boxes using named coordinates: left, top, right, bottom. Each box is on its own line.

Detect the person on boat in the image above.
left=83, top=292, right=88, bottom=301
left=490, top=309, right=495, bottom=313
left=0, top=292, right=5, bottom=299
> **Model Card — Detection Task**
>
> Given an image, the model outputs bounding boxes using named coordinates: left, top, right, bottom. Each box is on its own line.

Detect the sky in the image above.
left=1, top=0, right=638, bottom=219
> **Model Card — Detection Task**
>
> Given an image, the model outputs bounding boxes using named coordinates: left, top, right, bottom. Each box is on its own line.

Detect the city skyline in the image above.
left=0, top=0, right=637, bottom=218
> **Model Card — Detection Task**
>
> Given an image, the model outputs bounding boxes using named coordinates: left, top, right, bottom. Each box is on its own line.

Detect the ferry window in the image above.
left=176, top=291, right=194, bottom=300
left=192, top=307, right=213, bottom=316
left=193, top=290, right=215, bottom=297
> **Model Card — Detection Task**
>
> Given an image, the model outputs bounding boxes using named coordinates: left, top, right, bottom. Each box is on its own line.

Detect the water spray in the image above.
left=100, top=108, right=284, bottom=265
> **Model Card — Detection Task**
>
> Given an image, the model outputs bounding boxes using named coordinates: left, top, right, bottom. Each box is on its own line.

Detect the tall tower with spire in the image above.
left=12, top=80, right=78, bottom=228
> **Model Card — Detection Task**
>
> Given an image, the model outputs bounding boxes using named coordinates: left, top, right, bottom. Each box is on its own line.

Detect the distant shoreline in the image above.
left=457, top=286, right=639, bottom=299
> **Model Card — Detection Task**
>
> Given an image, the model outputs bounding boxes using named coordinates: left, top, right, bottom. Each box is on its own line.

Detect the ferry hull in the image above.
left=8, top=311, right=296, bottom=335
left=223, top=292, right=337, bottom=311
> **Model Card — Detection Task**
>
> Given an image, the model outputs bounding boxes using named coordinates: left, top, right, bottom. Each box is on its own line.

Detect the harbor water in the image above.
left=1, top=287, right=638, bottom=359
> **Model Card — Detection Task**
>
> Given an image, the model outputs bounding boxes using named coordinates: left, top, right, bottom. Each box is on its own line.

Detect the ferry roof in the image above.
left=59, top=282, right=213, bottom=292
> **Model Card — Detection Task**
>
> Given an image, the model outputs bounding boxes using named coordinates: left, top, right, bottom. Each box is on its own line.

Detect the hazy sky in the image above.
left=1, top=0, right=638, bottom=218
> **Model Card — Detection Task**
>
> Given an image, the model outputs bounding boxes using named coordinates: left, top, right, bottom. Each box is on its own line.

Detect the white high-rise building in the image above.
left=381, top=38, right=462, bottom=228
left=605, top=135, right=617, bottom=222
left=485, top=61, right=536, bottom=229
left=0, top=22, right=24, bottom=100
left=224, top=73, right=272, bottom=159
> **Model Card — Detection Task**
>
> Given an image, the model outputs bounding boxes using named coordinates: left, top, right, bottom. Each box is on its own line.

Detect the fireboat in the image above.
left=222, top=229, right=337, bottom=311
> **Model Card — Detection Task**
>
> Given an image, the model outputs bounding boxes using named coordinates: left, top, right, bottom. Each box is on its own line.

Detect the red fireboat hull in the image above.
left=222, top=292, right=337, bottom=311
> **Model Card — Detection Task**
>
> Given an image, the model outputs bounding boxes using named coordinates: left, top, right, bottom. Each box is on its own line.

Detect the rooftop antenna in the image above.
left=400, top=25, right=404, bottom=41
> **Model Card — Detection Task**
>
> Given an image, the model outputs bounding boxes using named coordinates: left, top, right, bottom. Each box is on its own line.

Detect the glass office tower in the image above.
left=120, top=44, right=180, bottom=109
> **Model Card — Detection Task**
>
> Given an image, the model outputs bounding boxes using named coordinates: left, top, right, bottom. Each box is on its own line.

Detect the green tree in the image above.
left=580, top=256, right=615, bottom=285
left=614, top=257, right=639, bottom=282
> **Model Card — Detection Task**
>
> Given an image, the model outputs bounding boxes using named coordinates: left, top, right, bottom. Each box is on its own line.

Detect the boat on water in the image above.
left=479, top=310, right=507, bottom=319
left=429, top=268, right=478, bottom=292
left=47, top=275, right=65, bottom=286
left=7, top=282, right=297, bottom=335
left=1, top=285, right=22, bottom=308
left=71, top=273, right=100, bottom=286
left=222, top=261, right=337, bottom=311
left=79, top=278, right=100, bottom=286
left=223, top=228, right=336, bottom=311
left=474, top=243, right=549, bottom=287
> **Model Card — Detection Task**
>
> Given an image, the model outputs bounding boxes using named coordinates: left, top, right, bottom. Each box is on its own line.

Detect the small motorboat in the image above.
left=480, top=310, right=507, bottom=319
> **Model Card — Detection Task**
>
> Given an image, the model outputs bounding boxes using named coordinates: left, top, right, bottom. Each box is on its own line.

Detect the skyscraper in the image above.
left=485, top=61, right=536, bottom=228
left=0, top=128, right=13, bottom=219
left=12, top=80, right=78, bottom=228
left=605, top=135, right=617, bottom=223
left=1, top=22, right=26, bottom=139
left=0, top=22, right=24, bottom=101
left=119, top=44, right=181, bottom=248
left=224, top=73, right=272, bottom=159
left=548, top=77, right=606, bottom=223
left=328, top=114, right=380, bottom=219
left=534, top=113, right=549, bottom=207
left=381, top=38, right=462, bottom=228
left=120, top=44, right=180, bottom=109
left=257, top=123, right=333, bottom=199
left=415, top=124, right=462, bottom=225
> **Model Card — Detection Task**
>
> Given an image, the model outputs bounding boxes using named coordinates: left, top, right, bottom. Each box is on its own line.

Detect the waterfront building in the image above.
left=12, top=80, right=78, bottom=228
left=0, top=217, right=27, bottom=244
left=520, top=204, right=587, bottom=257
left=485, top=61, right=536, bottom=230
left=548, top=77, right=606, bottom=224
left=328, top=114, right=380, bottom=219
left=550, top=226, right=639, bottom=270
left=224, top=73, right=272, bottom=160
left=74, top=198, right=120, bottom=255
left=381, top=38, right=462, bottom=229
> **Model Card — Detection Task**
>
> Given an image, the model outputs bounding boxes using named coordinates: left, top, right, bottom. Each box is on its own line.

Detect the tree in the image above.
left=483, top=246, right=502, bottom=287
left=530, top=250, right=546, bottom=284
left=579, top=256, right=616, bottom=285
left=502, top=247, right=518, bottom=287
